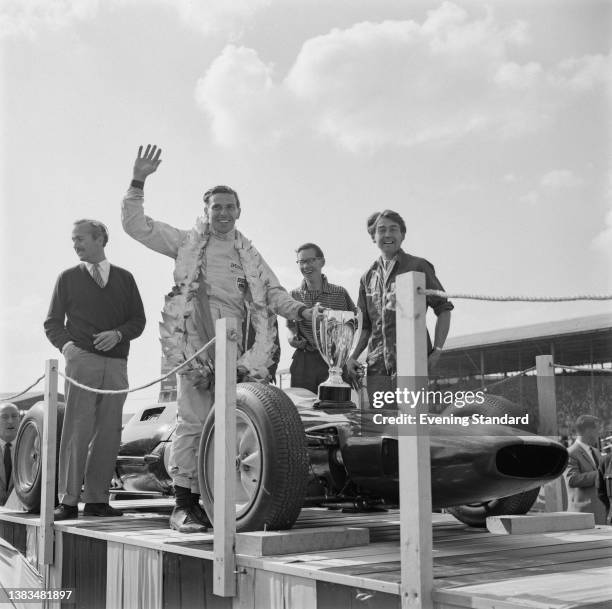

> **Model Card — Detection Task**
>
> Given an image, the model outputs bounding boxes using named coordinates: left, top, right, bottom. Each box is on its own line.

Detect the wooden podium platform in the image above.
left=1, top=502, right=611, bottom=609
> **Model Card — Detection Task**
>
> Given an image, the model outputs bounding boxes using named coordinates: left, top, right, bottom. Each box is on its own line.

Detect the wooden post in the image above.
left=396, top=272, right=433, bottom=609
left=40, top=359, right=58, bottom=599
left=536, top=355, right=563, bottom=512
left=213, top=318, right=238, bottom=597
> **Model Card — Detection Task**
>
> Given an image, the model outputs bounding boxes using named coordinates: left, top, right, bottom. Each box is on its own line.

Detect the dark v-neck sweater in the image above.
left=44, top=264, right=146, bottom=359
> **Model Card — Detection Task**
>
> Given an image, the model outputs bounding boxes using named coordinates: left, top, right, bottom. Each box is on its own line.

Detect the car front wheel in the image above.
left=198, top=382, right=309, bottom=532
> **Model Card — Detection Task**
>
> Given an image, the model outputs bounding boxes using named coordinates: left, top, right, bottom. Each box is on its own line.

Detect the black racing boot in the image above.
left=191, top=492, right=212, bottom=528
left=169, top=486, right=208, bottom=533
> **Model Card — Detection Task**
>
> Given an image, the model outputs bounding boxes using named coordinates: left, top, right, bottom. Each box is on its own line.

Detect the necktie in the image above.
left=4, top=443, right=11, bottom=488
left=91, top=263, right=105, bottom=288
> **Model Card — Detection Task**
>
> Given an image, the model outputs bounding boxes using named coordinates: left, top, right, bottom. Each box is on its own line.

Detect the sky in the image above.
left=1, top=0, right=610, bottom=412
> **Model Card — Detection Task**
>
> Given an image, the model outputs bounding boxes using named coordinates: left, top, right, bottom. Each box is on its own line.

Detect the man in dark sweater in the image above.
left=44, top=219, right=146, bottom=520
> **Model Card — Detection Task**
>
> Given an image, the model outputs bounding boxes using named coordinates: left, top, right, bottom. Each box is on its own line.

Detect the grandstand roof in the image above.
left=436, top=313, right=612, bottom=378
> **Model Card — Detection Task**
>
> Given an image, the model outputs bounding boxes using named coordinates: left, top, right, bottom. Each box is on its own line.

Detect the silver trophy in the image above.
left=311, top=307, right=362, bottom=407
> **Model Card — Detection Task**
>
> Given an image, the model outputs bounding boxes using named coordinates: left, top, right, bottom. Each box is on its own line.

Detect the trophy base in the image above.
left=313, top=399, right=356, bottom=410
left=319, top=384, right=351, bottom=402
left=315, top=384, right=353, bottom=407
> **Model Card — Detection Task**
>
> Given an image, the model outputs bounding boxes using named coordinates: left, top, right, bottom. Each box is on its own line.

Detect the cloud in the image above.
left=0, top=0, right=99, bottom=37
left=540, top=169, right=583, bottom=190
left=591, top=172, right=612, bottom=255
left=519, top=169, right=584, bottom=205
left=152, top=0, right=273, bottom=36
left=195, top=3, right=610, bottom=152
left=194, top=45, right=292, bottom=147
left=0, top=0, right=273, bottom=38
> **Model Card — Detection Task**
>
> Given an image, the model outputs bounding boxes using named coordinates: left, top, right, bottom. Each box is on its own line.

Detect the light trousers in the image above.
left=59, top=348, right=127, bottom=505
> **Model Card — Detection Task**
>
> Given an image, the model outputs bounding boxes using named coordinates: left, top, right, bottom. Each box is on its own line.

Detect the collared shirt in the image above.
left=575, top=439, right=598, bottom=467
left=85, top=259, right=110, bottom=286
left=287, top=275, right=356, bottom=350
left=358, top=250, right=454, bottom=375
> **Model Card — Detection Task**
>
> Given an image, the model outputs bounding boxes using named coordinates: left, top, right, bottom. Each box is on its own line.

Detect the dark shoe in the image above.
left=54, top=504, right=78, bottom=520
left=169, top=506, right=209, bottom=533
left=191, top=502, right=212, bottom=527
left=83, top=503, right=123, bottom=517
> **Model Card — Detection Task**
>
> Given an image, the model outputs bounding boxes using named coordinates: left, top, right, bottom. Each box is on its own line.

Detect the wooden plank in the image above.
left=237, top=554, right=401, bottom=595
left=61, top=533, right=107, bottom=609
left=434, top=566, right=612, bottom=609
left=48, top=528, right=63, bottom=605
left=0, top=520, right=27, bottom=553
left=536, top=354, right=564, bottom=512
left=487, top=512, right=594, bottom=535
left=233, top=566, right=255, bottom=609
left=106, top=542, right=123, bottom=609
left=40, top=359, right=58, bottom=570
left=214, top=317, right=238, bottom=598
left=317, top=580, right=401, bottom=609
left=123, top=544, right=162, bottom=609
left=396, top=272, right=433, bottom=609
left=435, top=556, right=612, bottom=588
left=26, top=524, right=39, bottom=571
left=235, top=527, right=369, bottom=557
left=254, top=571, right=284, bottom=609
left=282, top=575, right=317, bottom=609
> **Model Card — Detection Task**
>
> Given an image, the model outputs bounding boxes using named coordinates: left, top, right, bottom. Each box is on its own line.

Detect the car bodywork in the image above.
left=115, top=386, right=568, bottom=512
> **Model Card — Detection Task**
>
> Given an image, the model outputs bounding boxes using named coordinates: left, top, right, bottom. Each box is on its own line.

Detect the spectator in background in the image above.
left=598, top=450, right=612, bottom=524
left=0, top=403, right=19, bottom=506
left=564, top=414, right=607, bottom=524
left=287, top=243, right=355, bottom=394
left=44, top=219, right=146, bottom=520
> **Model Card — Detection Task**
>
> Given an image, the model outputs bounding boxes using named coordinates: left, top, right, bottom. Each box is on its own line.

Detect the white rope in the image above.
left=483, top=366, right=536, bottom=392
left=2, top=375, right=46, bottom=401
left=420, top=288, right=612, bottom=302
left=58, top=338, right=216, bottom=395
left=554, top=363, right=612, bottom=375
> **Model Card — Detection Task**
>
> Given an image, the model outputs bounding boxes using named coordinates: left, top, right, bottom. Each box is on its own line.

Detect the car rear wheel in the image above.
left=448, top=487, right=540, bottom=527
left=198, top=382, right=309, bottom=532
left=14, top=401, right=64, bottom=512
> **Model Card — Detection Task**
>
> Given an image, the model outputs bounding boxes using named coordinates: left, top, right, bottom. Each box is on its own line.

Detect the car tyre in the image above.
left=447, top=487, right=540, bottom=527
left=13, top=401, right=64, bottom=512
left=198, top=382, right=309, bottom=532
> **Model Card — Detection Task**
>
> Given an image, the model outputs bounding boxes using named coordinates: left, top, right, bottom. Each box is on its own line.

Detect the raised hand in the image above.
left=133, top=144, right=162, bottom=181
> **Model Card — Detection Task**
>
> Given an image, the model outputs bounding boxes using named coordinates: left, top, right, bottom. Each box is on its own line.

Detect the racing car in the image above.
left=13, top=383, right=568, bottom=530
left=69, top=384, right=566, bottom=529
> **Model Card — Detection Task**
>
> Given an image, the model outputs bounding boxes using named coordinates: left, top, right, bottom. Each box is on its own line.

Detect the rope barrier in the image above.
left=483, top=366, right=537, bottom=392
left=553, top=363, right=612, bottom=375
left=420, top=288, right=612, bottom=302
left=58, top=337, right=216, bottom=396
left=2, top=375, right=46, bottom=402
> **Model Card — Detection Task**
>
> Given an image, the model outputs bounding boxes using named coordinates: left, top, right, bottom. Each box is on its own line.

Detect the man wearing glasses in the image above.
left=122, top=145, right=315, bottom=533
left=45, top=219, right=146, bottom=519
left=346, top=210, right=453, bottom=407
left=288, top=244, right=356, bottom=393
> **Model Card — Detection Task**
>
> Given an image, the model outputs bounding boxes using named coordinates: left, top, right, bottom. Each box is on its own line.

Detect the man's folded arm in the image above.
left=565, top=457, right=597, bottom=487
left=116, top=275, right=147, bottom=341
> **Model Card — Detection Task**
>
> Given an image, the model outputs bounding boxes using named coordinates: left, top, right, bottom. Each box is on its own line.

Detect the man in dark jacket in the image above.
left=346, top=209, right=453, bottom=407
left=45, top=219, right=146, bottom=520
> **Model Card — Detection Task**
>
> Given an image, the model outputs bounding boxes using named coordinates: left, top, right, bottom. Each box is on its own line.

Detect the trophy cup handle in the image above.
left=311, top=302, right=323, bottom=356
left=349, top=307, right=363, bottom=358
